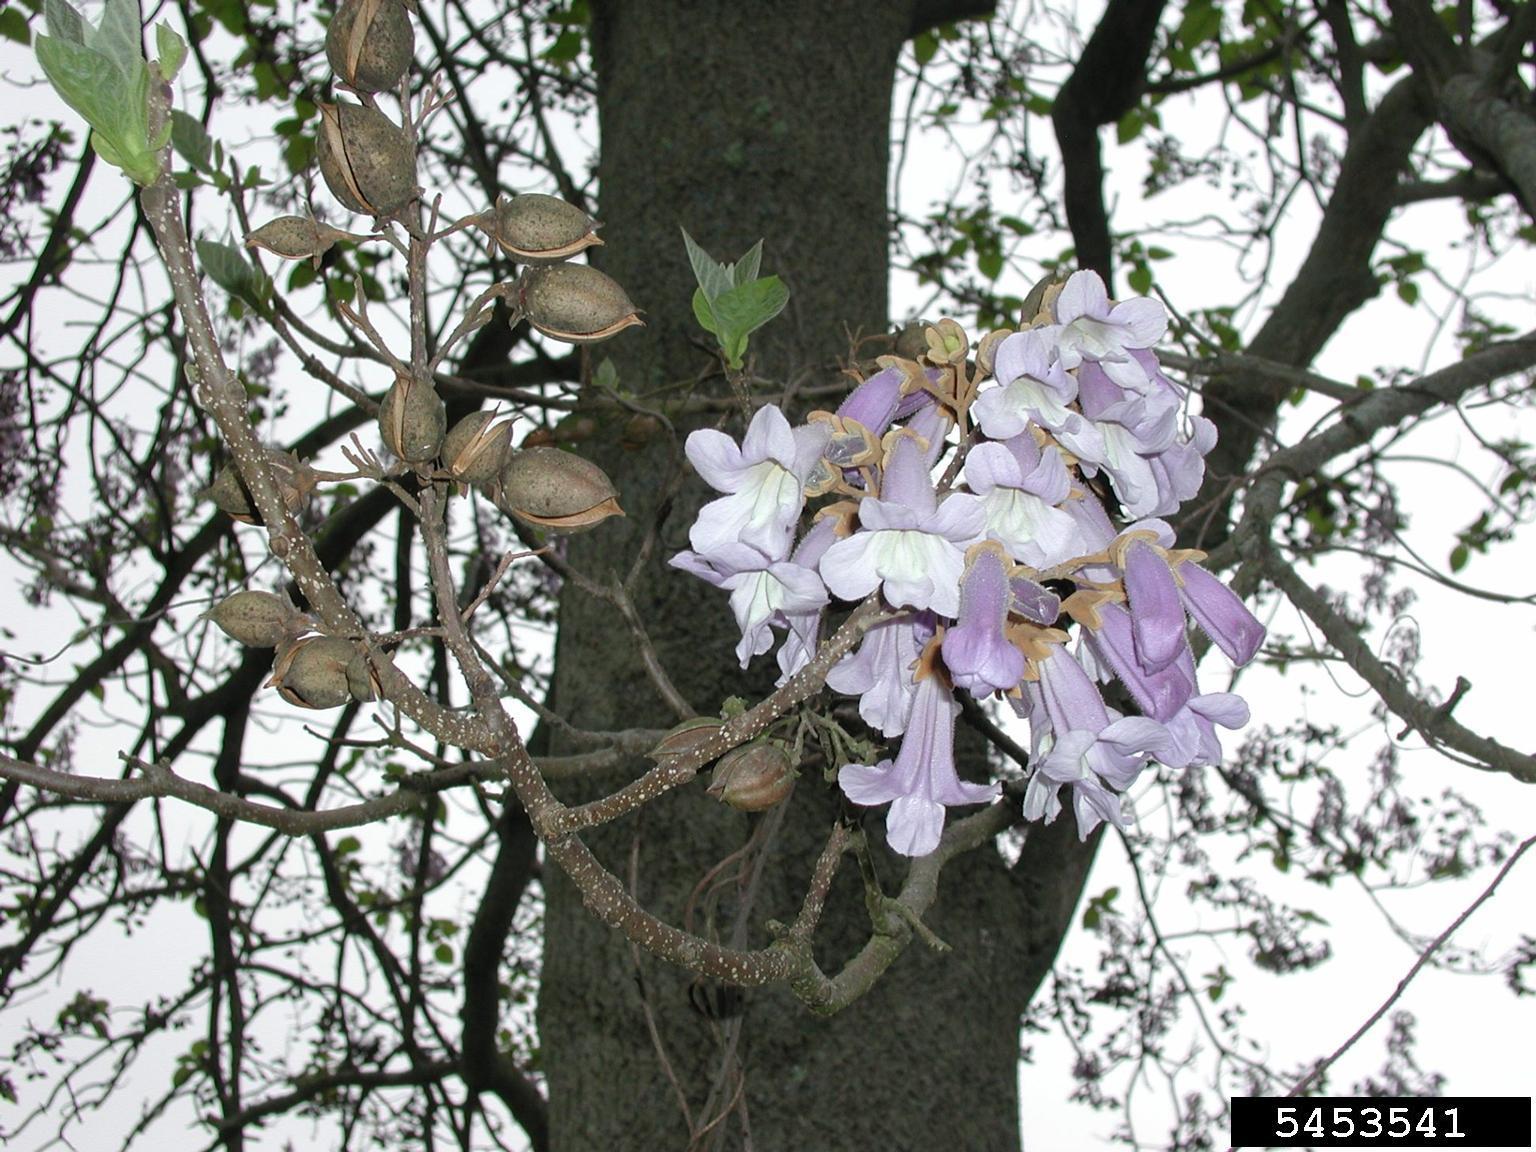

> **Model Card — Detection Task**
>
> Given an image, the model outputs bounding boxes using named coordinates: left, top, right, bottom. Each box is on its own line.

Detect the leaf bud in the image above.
left=518, top=263, right=642, bottom=345
left=317, top=101, right=417, bottom=217
left=326, top=0, right=416, bottom=93
left=441, top=409, right=515, bottom=486
left=379, top=374, right=447, bottom=463
left=707, top=742, right=796, bottom=811
left=203, top=590, right=303, bottom=648
left=496, top=446, right=624, bottom=533
left=480, top=193, right=602, bottom=264
left=268, top=636, right=358, bottom=710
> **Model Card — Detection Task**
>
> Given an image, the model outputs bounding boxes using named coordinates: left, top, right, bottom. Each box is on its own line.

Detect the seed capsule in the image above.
left=201, top=449, right=316, bottom=524
left=203, top=590, right=302, bottom=648
left=519, top=263, right=642, bottom=345
left=269, top=636, right=358, bottom=710
left=482, top=193, right=602, bottom=264
left=379, top=374, right=446, bottom=463
left=245, top=216, right=361, bottom=262
left=326, top=0, right=415, bottom=93
left=442, top=409, right=515, bottom=486
left=317, top=101, right=417, bottom=217
left=707, top=742, right=796, bottom=811
left=496, top=446, right=623, bottom=533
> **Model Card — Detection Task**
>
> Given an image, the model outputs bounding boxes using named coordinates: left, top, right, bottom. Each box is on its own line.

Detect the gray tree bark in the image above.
left=536, top=4, right=1096, bottom=1148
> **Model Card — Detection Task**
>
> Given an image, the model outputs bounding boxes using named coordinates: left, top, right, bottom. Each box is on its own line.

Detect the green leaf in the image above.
left=87, top=0, right=145, bottom=76
left=44, top=0, right=84, bottom=44
left=681, top=227, right=733, bottom=304
left=154, top=22, right=185, bottom=80
left=1128, top=265, right=1153, bottom=295
left=691, top=286, right=719, bottom=338
left=977, top=247, right=1003, bottom=281
left=0, top=8, right=32, bottom=45
left=36, top=31, right=158, bottom=183
left=733, top=238, right=763, bottom=287
left=1449, top=543, right=1469, bottom=572
left=711, top=276, right=789, bottom=367
left=170, top=109, right=213, bottom=173
left=912, top=29, right=938, bottom=66
left=195, top=238, right=271, bottom=308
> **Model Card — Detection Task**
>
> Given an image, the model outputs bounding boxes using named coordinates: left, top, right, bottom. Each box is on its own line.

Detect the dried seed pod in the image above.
left=203, top=590, right=302, bottom=648
left=245, top=215, right=360, bottom=262
left=441, top=409, right=514, bottom=487
left=269, top=636, right=357, bottom=709
left=482, top=193, right=601, bottom=264
left=317, top=101, right=417, bottom=217
left=345, top=650, right=380, bottom=702
left=201, top=449, right=315, bottom=524
left=496, top=446, right=624, bottom=533
left=518, top=263, right=642, bottom=345
left=707, top=742, right=796, bottom=811
left=379, top=375, right=446, bottom=463
left=326, top=0, right=415, bottom=93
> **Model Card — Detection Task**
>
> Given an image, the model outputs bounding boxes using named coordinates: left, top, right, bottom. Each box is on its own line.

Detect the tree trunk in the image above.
left=537, top=4, right=1096, bottom=1147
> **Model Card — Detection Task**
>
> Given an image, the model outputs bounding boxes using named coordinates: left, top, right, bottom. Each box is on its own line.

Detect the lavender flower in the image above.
left=839, top=659, right=999, bottom=857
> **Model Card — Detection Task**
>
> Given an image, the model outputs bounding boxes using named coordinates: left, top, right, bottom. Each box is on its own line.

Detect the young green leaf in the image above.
left=88, top=0, right=146, bottom=76
left=155, top=22, right=186, bottom=81
left=196, top=239, right=272, bottom=309
left=680, top=227, right=733, bottom=304
left=44, top=0, right=85, bottom=44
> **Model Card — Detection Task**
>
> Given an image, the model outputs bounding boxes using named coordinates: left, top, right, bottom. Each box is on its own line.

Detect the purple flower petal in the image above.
left=1178, top=562, right=1265, bottom=666
left=1121, top=538, right=1187, bottom=674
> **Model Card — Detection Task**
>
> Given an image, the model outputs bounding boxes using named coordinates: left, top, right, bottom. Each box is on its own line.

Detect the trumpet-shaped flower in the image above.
left=1051, top=269, right=1167, bottom=390
left=825, top=612, right=932, bottom=736
left=669, top=541, right=827, bottom=668
left=819, top=432, right=983, bottom=617
left=941, top=544, right=1025, bottom=696
left=839, top=666, right=999, bottom=857
left=963, top=435, right=1085, bottom=569
left=973, top=327, right=1080, bottom=438
left=685, top=404, right=829, bottom=557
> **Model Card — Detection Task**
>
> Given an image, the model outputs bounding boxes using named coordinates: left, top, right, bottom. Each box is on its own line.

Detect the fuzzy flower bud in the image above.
left=707, top=741, right=796, bottom=811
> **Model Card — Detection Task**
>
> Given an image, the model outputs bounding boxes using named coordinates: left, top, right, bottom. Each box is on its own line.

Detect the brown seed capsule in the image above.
left=245, top=215, right=361, bottom=262
left=482, top=193, right=602, bottom=264
left=326, top=0, right=415, bottom=93
left=379, top=375, right=446, bottom=463
left=268, top=636, right=358, bottom=710
left=203, top=590, right=302, bottom=648
left=496, top=446, right=624, bottom=533
left=519, top=263, right=642, bottom=345
left=707, top=742, right=796, bottom=811
left=441, top=409, right=515, bottom=486
left=317, top=101, right=417, bottom=217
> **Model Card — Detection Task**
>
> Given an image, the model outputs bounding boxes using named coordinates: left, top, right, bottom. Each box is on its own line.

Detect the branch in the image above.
left=1258, top=554, right=1536, bottom=785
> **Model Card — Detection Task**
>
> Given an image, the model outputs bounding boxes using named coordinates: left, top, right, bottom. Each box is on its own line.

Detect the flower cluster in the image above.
left=671, top=271, right=1264, bottom=856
